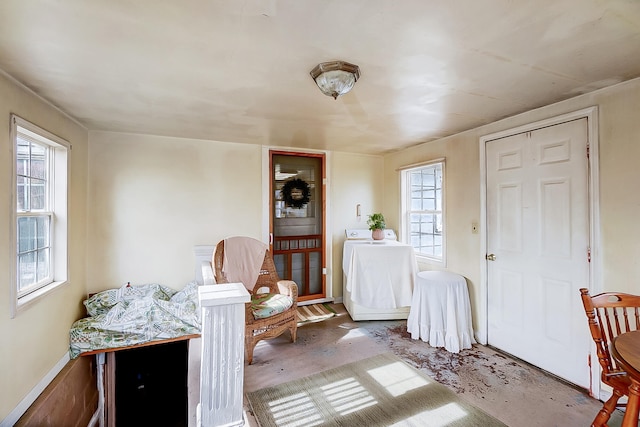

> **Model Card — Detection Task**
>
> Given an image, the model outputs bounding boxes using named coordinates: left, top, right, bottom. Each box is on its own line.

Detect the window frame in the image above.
left=400, top=158, right=446, bottom=265
left=10, top=115, right=69, bottom=316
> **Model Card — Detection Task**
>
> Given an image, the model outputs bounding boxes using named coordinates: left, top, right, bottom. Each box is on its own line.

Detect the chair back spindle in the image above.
left=580, top=288, right=640, bottom=426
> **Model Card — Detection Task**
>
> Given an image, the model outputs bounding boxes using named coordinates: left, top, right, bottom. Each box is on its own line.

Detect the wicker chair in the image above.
left=580, top=288, right=640, bottom=427
left=213, top=237, right=298, bottom=364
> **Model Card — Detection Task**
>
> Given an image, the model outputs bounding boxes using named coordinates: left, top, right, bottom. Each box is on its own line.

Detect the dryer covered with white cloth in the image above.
left=342, top=229, right=417, bottom=321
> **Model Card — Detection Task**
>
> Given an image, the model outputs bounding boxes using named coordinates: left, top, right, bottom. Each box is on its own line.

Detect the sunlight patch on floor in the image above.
left=336, top=326, right=369, bottom=339
left=321, top=377, right=378, bottom=415
left=267, top=392, right=323, bottom=427
left=368, top=361, right=431, bottom=397
left=389, top=402, right=468, bottom=426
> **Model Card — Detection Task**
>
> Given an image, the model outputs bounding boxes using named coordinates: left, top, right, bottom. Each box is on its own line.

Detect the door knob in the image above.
left=486, top=253, right=496, bottom=261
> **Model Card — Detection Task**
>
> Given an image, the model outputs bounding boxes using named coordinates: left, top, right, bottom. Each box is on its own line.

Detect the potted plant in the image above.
left=367, top=213, right=386, bottom=240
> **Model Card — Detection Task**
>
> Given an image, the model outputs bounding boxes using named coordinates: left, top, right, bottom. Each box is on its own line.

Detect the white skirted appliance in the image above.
left=342, top=229, right=417, bottom=321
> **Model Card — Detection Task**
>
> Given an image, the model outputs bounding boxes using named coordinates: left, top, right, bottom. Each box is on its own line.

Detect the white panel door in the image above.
left=486, top=118, right=591, bottom=388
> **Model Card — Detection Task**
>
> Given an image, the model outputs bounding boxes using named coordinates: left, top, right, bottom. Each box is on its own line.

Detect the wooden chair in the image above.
left=580, top=288, right=640, bottom=427
left=213, top=237, right=298, bottom=364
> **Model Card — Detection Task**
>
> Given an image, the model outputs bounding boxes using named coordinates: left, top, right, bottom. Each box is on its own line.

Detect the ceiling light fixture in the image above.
left=310, top=61, right=360, bottom=100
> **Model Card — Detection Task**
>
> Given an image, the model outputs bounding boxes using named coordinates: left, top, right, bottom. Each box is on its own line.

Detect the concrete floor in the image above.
left=242, top=303, right=624, bottom=427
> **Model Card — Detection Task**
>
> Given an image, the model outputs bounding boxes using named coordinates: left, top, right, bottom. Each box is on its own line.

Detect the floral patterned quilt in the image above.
left=69, top=282, right=201, bottom=358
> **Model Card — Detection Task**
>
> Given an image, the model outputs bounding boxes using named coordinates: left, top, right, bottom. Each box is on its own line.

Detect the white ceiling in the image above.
left=1, top=1, right=639, bottom=155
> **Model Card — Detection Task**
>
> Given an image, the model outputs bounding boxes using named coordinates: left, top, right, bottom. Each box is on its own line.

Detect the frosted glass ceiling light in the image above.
left=310, top=61, right=360, bottom=100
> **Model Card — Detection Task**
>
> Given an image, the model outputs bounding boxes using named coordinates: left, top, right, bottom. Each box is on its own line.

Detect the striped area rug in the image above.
left=297, top=303, right=336, bottom=325
left=247, top=353, right=508, bottom=427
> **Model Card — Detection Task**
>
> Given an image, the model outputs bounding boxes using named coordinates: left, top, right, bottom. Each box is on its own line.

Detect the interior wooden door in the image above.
left=270, top=151, right=325, bottom=302
left=486, top=118, right=591, bottom=388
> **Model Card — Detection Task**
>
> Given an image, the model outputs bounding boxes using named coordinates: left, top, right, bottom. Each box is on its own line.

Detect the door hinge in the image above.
left=322, top=268, right=327, bottom=275
left=587, top=143, right=590, bottom=160
left=587, top=247, right=591, bottom=263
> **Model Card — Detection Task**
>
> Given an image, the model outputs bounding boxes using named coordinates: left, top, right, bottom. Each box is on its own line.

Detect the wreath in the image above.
left=281, top=178, right=311, bottom=209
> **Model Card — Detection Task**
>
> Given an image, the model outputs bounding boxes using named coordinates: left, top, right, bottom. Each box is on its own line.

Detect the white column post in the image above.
left=198, top=283, right=250, bottom=427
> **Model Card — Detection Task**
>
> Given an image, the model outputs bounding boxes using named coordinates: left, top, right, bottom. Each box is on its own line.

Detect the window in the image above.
left=11, top=115, right=68, bottom=314
left=401, top=160, right=444, bottom=263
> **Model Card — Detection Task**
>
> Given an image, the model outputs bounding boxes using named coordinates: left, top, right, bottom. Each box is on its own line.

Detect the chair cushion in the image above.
left=251, top=293, right=294, bottom=319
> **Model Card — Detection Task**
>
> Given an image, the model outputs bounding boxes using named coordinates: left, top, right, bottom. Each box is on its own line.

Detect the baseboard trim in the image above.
left=0, top=352, right=70, bottom=427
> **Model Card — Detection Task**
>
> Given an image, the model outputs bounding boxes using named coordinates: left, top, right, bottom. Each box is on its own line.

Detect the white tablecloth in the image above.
left=407, top=271, right=476, bottom=353
left=344, top=241, right=417, bottom=309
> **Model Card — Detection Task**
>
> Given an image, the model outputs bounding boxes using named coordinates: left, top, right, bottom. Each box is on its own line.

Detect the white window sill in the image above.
left=15, top=280, right=69, bottom=314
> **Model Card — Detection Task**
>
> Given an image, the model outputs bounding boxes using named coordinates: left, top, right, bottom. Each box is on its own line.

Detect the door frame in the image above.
left=478, top=106, right=601, bottom=394
left=261, top=146, right=333, bottom=303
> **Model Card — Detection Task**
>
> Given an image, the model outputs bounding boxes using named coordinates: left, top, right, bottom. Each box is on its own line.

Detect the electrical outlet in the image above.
left=472, top=222, right=479, bottom=234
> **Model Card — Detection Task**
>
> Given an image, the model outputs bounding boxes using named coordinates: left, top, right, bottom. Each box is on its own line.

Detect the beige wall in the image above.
left=383, top=77, right=640, bottom=335
left=0, top=74, right=88, bottom=420
left=329, top=152, right=385, bottom=297
left=88, top=132, right=383, bottom=298
left=88, top=132, right=264, bottom=292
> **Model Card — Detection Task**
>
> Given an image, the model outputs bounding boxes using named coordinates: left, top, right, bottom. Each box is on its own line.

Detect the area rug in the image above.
left=246, top=353, right=507, bottom=427
left=297, top=304, right=336, bottom=325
